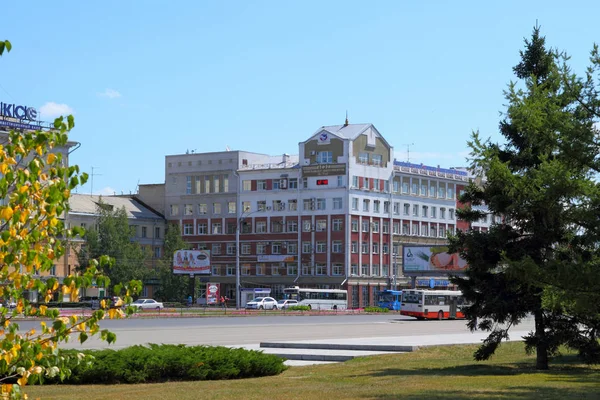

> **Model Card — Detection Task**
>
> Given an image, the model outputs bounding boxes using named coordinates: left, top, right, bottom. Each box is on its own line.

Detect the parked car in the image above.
left=132, top=298, right=164, bottom=310
left=276, top=299, right=298, bottom=310
left=245, top=297, right=277, bottom=310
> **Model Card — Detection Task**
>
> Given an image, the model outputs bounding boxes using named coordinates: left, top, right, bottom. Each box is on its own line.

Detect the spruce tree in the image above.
left=449, top=26, right=600, bottom=369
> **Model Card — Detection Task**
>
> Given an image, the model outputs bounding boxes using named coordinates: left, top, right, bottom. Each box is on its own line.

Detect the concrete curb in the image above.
left=260, top=342, right=417, bottom=352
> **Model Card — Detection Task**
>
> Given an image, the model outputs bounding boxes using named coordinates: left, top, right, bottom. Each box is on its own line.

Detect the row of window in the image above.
left=351, top=176, right=457, bottom=199
left=352, top=199, right=456, bottom=219
left=76, top=223, right=161, bottom=239
left=172, top=202, right=237, bottom=216
left=209, top=263, right=346, bottom=276
left=205, top=240, right=348, bottom=255
left=177, top=175, right=230, bottom=195
left=357, top=152, right=384, bottom=166
left=242, top=176, right=346, bottom=192
left=351, top=219, right=456, bottom=237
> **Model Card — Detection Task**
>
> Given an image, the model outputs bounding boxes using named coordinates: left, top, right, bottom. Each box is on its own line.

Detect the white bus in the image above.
left=282, top=286, right=347, bottom=310
left=400, top=289, right=466, bottom=320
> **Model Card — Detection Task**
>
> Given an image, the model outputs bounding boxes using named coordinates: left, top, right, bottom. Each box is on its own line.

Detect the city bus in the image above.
left=283, top=286, right=347, bottom=310
left=377, top=290, right=403, bottom=311
left=400, top=289, right=466, bottom=320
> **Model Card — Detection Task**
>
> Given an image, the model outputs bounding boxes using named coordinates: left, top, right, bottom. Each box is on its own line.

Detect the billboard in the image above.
left=403, top=246, right=467, bottom=274
left=173, top=250, right=211, bottom=275
left=206, top=282, right=220, bottom=305
left=302, top=163, right=347, bottom=177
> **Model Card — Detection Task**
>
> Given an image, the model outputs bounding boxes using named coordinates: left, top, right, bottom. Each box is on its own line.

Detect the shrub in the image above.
left=29, top=344, right=286, bottom=385
left=364, top=306, right=389, bottom=313
left=287, top=305, right=311, bottom=311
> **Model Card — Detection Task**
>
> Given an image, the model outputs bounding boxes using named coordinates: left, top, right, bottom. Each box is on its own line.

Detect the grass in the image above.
left=26, top=342, right=600, bottom=400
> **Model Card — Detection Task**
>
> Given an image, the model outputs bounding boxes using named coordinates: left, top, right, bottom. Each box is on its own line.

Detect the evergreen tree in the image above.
left=449, top=26, right=600, bottom=369
left=153, top=224, right=190, bottom=302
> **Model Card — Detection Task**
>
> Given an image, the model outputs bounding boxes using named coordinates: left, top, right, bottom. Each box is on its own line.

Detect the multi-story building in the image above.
left=141, top=121, right=487, bottom=307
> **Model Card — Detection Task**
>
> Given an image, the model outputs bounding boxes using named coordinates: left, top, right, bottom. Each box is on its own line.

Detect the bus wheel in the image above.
left=438, top=311, right=444, bottom=320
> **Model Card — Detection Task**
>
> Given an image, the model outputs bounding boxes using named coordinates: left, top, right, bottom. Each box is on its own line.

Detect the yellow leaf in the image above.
left=108, top=308, right=117, bottom=319
left=100, top=299, right=106, bottom=309
left=0, top=163, right=8, bottom=175
left=46, top=153, right=56, bottom=164
left=17, top=376, right=27, bottom=387
left=18, top=185, right=29, bottom=194
left=35, top=352, right=43, bottom=361
left=36, top=145, right=43, bottom=156
left=39, top=305, right=47, bottom=315
left=1, top=206, right=13, bottom=221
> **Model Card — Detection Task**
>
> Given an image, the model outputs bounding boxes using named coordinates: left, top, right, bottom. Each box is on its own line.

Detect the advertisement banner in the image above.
left=257, top=255, right=296, bottom=262
left=206, top=282, right=220, bottom=305
left=403, top=246, right=468, bottom=274
left=173, top=250, right=211, bottom=275
left=302, top=163, right=347, bottom=177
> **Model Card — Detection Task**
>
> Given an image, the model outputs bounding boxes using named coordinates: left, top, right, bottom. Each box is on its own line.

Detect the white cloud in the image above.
left=94, top=186, right=117, bottom=196
left=39, top=102, right=75, bottom=119
left=98, top=88, right=122, bottom=99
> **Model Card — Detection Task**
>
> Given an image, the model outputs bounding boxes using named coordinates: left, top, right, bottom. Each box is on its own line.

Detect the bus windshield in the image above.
left=402, top=292, right=422, bottom=304
left=379, top=294, right=395, bottom=303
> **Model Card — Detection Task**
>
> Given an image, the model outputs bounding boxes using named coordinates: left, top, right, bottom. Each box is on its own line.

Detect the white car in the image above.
left=245, top=297, right=277, bottom=310
left=132, top=298, right=164, bottom=310
left=276, top=299, right=298, bottom=310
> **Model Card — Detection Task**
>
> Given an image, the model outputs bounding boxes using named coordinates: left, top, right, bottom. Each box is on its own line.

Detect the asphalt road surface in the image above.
left=17, top=314, right=536, bottom=350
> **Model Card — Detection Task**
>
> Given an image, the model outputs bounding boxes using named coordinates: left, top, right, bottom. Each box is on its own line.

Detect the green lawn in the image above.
left=26, top=342, right=600, bottom=400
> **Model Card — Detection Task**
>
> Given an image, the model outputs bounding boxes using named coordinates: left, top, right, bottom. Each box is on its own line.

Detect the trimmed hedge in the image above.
left=32, top=344, right=287, bottom=385
left=364, top=306, right=389, bottom=313
left=287, top=305, right=311, bottom=311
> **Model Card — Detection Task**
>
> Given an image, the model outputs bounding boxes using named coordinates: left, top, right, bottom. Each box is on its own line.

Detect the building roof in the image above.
left=69, top=194, right=164, bottom=220
left=316, top=123, right=374, bottom=140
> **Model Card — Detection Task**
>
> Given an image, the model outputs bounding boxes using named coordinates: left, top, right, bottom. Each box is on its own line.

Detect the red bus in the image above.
left=400, top=289, right=466, bottom=320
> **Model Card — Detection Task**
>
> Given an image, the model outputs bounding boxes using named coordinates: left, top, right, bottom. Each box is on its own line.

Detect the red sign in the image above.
left=316, top=179, right=329, bottom=185
left=206, top=282, right=220, bottom=305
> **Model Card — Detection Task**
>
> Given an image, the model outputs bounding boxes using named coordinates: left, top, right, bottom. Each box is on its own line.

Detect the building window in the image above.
left=316, top=242, right=327, bottom=253
left=351, top=219, right=359, bottom=232
left=430, top=226, right=437, bottom=237
left=287, top=242, right=297, bottom=254
left=333, top=197, right=343, bottom=210
left=352, top=176, right=359, bottom=187
left=242, top=265, right=250, bottom=275
left=303, top=177, right=308, bottom=189
left=243, top=180, right=251, bottom=191
left=272, top=220, right=284, bottom=233
left=431, top=207, right=437, bottom=218
left=242, top=243, right=251, bottom=255
left=447, top=186, right=455, bottom=199
left=402, top=223, right=409, bottom=235
left=373, top=200, right=380, bottom=213
left=302, top=242, right=312, bottom=253
left=449, top=208, right=455, bottom=220
left=197, top=223, right=208, bottom=234
left=421, top=182, right=428, bottom=196
left=289, top=178, right=298, bottom=189
left=316, top=264, right=326, bottom=275
left=273, top=200, right=284, bottom=211
left=361, top=265, right=369, bottom=276
left=183, top=223, right=193, bottom=235
left=302, top=264, right=312, bottom=276
left=257, top=201, right=267, bottom=212
left=384, top=201, right=390, bottom=213
left=438, top=183, right=446, bottom=198
left=316, top=198, right=326, bottom=210
left=422, top=224, right=429, bottom=237
left=227, top=265, right=235, bottom=276
left=154, top=246, right=161, bottom=258
left=170, top=204, right=179, bottom=216
left=212, top=222, right=222, bottom=234
left=303, top=220, right=312, bottom=232
left=362, top=242, right=369, bottom=254
left=372, top=221, right=380, bottom=233
left=393, top=222, right=400, bottom=234
left=358, top=152, right=369, bottom=164
left=430, top=182, right=437, bottom=197
left=384, top=181, right=389, bottom=193
left=317, top=151, right=333, bottom=164
left=272, top=265, right=280, bottom=275
left=333, top=264, right=343, bottom=276
left=256, top=264, right=265, bottom=275
left=352, top=198, right=359, bottom=211
left=287, top=220, right=298, bottom=232
left=212, top=244, right=221, bottom=255
left=440, top=208, right=446, bottom=219
left=287, top=264, right=298, bottom=275
left=412, top=181, right=418, bottom=195
left=154, top=226, right=160, bottom=238
left=372, top=243, right=379, bottom=254
left=332, top=219, right=343, bottom=231
left=393, top=180, right=400, bottom=193
left=382, top=221, right=389, bottom=233
left=371, top=154, right=382, bottom=166
left=362, top=220, right=370, bottom=232
left=439, top=225, right=446, bottom=237
left=257, top=243, right=267, bottom=255
left=422, top=206, right=428, bottom=217
left=226, top=243, right=236, bottom=255
left=204, top=176, right=210, bottom=193
left=289, top=199, right=297, bottom=211
left=213, top=203, right=221, bottom=214
left=272, top=242, right=282, bottom=254
left=256, top=221, right=267, bottom=233
left=412, top=223, right=419, bottom=236
left=186, top=176, right=192, bottom=194
left=316, top=219, right=327, bottom=232
left=141, top=226, right=147, bottom=238
left=374, top=179, right=380, bottom=191
left=363, top=199, right=370, bottom=212
left=372, top=264, right=380, bottom=276
left=402, top=180, right=409, bottom=194
left=212, top=266, right=220, bottom=276
left=228, top=202, right=236, bottom=214
left=257, top=180, right=267, bottom=190
left=412, top=205, right=419, bottom=216
left=351, top=264, right=359, bottom=275
left=383, top=243, right=389, bottom=254
left=337, top=176, right=343, bottom=187
left=213, top=177, right=220, bottom=193
left=351, top=241, right=358, bottom=253
left=403, top=203, right=410, bottom=215
left=273, top=180, right=280, bottom=190
left=198, top=204, right=207, bottom=215
left=332, top=240, right=342, bottom=253
left=303, top=199, right=313, bottom=211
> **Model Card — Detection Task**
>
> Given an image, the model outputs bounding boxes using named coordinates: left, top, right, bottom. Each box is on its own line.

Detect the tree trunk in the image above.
left=534, top=307, right=549, bottom=370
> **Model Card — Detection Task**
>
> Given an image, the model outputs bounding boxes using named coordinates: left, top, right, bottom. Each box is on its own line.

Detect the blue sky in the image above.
left=1, top=1, right=599, bottom=195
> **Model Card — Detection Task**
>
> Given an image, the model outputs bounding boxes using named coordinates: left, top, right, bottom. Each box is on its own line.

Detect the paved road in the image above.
left=14, top=314, right=536, bottom=350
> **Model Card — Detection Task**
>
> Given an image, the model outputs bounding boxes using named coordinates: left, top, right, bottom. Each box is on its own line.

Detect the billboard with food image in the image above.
left=402, top=245, right=468, bottom=274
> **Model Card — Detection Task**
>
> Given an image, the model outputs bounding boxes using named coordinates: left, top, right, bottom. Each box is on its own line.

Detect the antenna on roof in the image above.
left=225, top=145, right=231, bottom=151
left=90, top=166, right=102, bottom=196
left=402, top=143, right=415, bottom=163
left=344, top=110, right=349, bottom=126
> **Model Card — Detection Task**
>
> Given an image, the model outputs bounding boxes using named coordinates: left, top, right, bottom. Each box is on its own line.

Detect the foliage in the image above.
left=31, top=344, right=286, bottom=385
left=287, top=305, right=310, bottom=311
left=0, top=42, right=142, bottom=399
left=363, top=306, right=389, bottom=313
left=0, top=40, right=11, bottom=56
left=448, top=26, right=600, bottom=370
left=77, top=203, right=149, bottom=292
left=152, top=224, right=189, bottom=302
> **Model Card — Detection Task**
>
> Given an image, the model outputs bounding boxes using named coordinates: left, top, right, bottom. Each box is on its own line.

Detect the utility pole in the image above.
left=402, top=143, right=415, bottom=163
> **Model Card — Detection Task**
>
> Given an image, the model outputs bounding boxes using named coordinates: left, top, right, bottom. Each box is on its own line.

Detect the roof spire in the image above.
left=344, top=110, right=349, bottom=126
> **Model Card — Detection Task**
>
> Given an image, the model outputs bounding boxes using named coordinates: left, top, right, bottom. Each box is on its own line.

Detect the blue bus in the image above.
left=377, top=290, right=403, bottom=311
